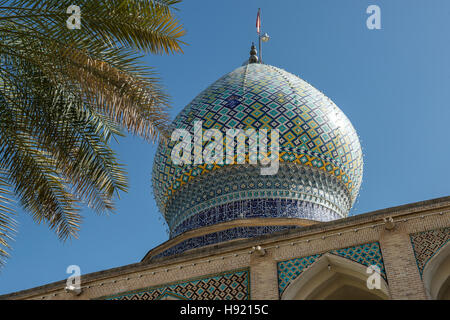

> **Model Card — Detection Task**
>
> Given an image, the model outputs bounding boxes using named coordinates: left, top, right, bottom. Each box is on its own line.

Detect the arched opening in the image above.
left=281, top=254, right=390, bottom=300
left=422, top=241, right=450, bottom=300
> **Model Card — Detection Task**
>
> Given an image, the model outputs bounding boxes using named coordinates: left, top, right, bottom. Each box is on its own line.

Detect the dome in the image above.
left=151, top=60, right=363, bottom=256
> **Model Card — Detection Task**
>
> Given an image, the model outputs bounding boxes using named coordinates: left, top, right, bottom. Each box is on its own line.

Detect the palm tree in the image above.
left=0, top=0, right=185, bottom=265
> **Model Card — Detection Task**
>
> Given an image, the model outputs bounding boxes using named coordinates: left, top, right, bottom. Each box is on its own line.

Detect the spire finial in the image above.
left=248, top=42, right=259, bottom=64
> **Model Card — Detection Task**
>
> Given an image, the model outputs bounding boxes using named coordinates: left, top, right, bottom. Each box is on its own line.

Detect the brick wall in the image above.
left=2, top=197, right=449, bottom=300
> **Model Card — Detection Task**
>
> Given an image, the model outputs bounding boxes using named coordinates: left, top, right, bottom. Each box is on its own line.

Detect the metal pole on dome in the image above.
left=259, top=33, right=262, bottom=63
left=260, top=32, right=270, bottom=64
left=256, top=8, right=270, bottom=64
left=256, top=8, right=261, bottom=62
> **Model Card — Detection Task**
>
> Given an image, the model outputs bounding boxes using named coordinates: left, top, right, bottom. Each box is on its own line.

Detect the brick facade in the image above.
left=1, top=196, right=449, bottom=300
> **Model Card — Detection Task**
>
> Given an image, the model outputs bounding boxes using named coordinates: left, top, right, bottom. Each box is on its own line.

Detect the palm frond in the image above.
left=0, top=169, right=16, bottom=267
left=0, top=0, right=185, bottom=266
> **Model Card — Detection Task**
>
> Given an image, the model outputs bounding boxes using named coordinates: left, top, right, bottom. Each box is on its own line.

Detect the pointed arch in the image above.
left=422, top=241, right=450, bottom=300
left=157, top=291, right=187, bottom=300
left=281, top=254, right=390, bottom=300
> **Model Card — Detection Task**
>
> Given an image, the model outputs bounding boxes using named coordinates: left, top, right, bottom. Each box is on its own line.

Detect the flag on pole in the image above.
left=256, top=8, right=261, bottom=34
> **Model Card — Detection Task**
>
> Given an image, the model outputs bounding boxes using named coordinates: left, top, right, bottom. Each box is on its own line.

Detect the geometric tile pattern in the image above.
left=152, top=62, right=363, bottom=240
left=329, top=242, right=387, bottom=280
left=171, top=197, right=341, bottom=238
left=277, top=242, right=386, bottom=296
left=102, top=269, right=250, bottom=300
left=410, top=227, right=450, bottom=277
left=168, top=164, right=349, bottom=237
left=277, top=254, right=323, bottom=296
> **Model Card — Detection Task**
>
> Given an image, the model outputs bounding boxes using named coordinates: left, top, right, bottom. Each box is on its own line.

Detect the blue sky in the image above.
left=1, top=0, right=449, bottom=294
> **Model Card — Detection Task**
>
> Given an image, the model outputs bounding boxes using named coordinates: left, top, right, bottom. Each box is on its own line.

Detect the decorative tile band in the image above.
left=171, top=198, right=341, bottom=238
left=410, top=227, right=450, bottom=277
left=101, top=269, right=250, bottom=300
left=277, top=242, right=386, bottom=296
left=163, top=150, right=354, bottom=207
left=165, top=163, right=350, bottom=235
left=152, top=225, right=298, bottom=260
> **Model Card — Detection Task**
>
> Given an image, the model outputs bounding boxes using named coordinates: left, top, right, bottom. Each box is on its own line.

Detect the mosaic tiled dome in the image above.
left=152, top=60, right=363, bottom=247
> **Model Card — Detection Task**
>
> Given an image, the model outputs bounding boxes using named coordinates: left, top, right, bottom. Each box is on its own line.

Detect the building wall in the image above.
left=1, top=197, right=449, bottom=300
